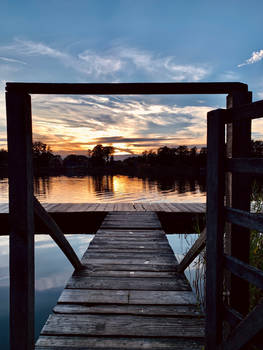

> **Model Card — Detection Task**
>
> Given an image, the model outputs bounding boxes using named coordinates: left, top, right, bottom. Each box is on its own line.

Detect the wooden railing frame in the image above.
left=205, top=96, right=263, bottom=349
left=5, top=81, right=251, bottom=350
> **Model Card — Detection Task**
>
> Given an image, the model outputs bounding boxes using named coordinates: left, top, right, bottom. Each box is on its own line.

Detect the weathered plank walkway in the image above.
left=35, top=211, right=204, bottom=349
left=0, top=202, right=206, bottom=213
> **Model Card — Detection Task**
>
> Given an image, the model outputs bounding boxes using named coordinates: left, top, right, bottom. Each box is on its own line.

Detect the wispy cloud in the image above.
left=0, top=56, right=26, bottom=65
left=238, top=49, right=263, bottom=67
left=30, top=94, right=214, bottom=154
left=0, top=38, right=210, bottom=81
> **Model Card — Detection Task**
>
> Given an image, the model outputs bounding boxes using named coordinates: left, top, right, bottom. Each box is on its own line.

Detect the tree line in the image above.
left=0, top=140, right=263, bottom=172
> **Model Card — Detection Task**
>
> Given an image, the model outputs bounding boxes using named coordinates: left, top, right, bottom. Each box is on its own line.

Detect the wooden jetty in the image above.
left=36, top=211, right=205, bottom=349
left=6, top=82, right=263, bottom=349
left=0, top=202, right=206, bottom=214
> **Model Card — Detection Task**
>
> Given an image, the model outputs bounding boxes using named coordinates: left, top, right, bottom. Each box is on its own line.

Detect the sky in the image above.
left=0, top=0, right=263, bottom=157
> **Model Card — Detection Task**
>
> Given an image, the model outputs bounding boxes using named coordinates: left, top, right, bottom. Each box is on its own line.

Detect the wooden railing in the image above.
left=205, top=99, right=263, bottom=349
left=5, top=82, right=251, bottom=350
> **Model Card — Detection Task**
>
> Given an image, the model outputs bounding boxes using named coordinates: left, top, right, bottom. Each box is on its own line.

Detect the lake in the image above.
left=0, top=174, right=206, bottom=203
left=0, top=173, right=205, bottom=349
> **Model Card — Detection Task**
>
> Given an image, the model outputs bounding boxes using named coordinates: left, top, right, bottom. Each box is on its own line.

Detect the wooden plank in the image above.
left=6, top=91, right=35, bottom=350
left=94, top=233, right=165, bottom=240
left=87, top=248, right=173, bottom=254
left=226, top=157, right=263, bottom=175
left=81, top=263, right=178, bottom=272
left=100, top=222, right=161, bottom=229
left=129, top=290, right=197, bottom=305
left=81, top=258, right=178, bottom=266
left=72, top=269, right=181, bottom=278
left=59, top=289, right=198, bottom=306
left=225, top=99, right=263, bottom=122
left=7, top=81, right=248, bottom=95
left=36, top=335, right=204, bottom=349
left=89, top=241, right=169, bottom=248
left=177, top=228, right=206, bottom=273
left=34, top=197, right=82, bottom=270
left=219, top=302, right=263, bottom=350
left=41, top=313, right=205, bottom=338
left=224, top=254, right=263, bottom=290
left=205, top=109, right=225, bottom=348
left=59, top=289, right=128, bottom=304
left=83, top=252, right=174, bottom=259
left=225, top=207, right=263, bottom=232
left=53, top=303, right=203, bottom=317
left=66, top=276, right=191, bottom=291
left=58, top=289, right=196, bottom=305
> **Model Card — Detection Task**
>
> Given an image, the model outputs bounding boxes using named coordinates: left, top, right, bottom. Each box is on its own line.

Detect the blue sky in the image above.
left=0, top=0, right=263, bottom=155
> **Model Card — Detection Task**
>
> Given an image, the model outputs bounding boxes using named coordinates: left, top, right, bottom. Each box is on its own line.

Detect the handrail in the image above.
left=224, top=99, right=263, bottom=122
left=223, top=254, right=263, bottom=290
left=33, top=197, right=83, bottom=270
left=226, top=157, right=263, bottom=174
left=225, top=207, right=263, bottom=232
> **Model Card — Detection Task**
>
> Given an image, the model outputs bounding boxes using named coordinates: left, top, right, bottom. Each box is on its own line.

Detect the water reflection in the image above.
left=0, top=234, right=94, bottom=350
left=35, top=174, right=206, bottom=203
left=0, top=174, right=206, bottom=203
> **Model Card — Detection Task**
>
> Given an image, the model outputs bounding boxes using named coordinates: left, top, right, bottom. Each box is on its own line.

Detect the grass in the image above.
left=249, top=181, right=263, bottom=311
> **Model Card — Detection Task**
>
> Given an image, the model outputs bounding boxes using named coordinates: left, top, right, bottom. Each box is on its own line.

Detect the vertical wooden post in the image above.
left=226, top=91, right=252, bottom=315
left=6, top=91, right=35, bottom=350
left=205, top=109, right=225, bottom=348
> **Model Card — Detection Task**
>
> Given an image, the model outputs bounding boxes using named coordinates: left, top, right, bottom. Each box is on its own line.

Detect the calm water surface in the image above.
left=0, top=174, right=206, bottom=203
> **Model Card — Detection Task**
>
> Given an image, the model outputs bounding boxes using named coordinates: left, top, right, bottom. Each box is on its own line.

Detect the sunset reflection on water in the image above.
left=0, top=174, right=206, bottom=203
left=33, top=174, right=206, bottom=203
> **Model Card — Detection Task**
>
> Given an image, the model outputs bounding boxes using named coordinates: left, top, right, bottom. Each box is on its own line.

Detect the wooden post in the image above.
left=6, top=91, right=35, bottom=350
left=205, top=109, right=225, bottom=348
left=226, top=91, right=252, bottom=315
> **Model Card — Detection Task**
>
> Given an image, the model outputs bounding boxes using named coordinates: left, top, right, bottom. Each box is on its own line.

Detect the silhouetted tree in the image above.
left=32, top=141, right=54, bottom=168
left=63, top=155, right=88, bottom=168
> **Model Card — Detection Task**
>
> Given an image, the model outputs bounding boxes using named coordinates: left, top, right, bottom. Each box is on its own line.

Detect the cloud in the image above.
left=0, top=56, right=26, bottom=65
left=0, top=38, right=210, bottom=81
left=238, top=49, right=263, bottom=67
left=29, top=93, right=214, bottom=154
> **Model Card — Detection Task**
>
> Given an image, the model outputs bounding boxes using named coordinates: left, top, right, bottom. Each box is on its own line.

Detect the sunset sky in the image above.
left=0, top=1, right=263, bottom=157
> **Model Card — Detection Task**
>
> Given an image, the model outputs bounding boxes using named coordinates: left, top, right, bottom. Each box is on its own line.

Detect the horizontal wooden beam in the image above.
left=33, top=197, right=83, bottom=270
left=177, top=228, right=206, bottom=273
left=226, top=157, right=263, bottom=174
left=6, top=82, right=248, bottom=95
left=223, top=305, right=243, bottom=328
left=225, top=207, right=263, bottom=232
left=224, top=254, right=263, bottom=290
left=225, top=99, right=263, bottom=122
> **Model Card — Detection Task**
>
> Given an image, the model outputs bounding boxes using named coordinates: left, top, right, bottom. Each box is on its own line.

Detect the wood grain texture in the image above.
left=66, top=276, right=191, bottom=291
left=41, top=313, right=205, bottom=337
left=53, top=303, right=202, bottom=316
left=36, top=335, right=204, bottom=349
left=36, top=210, right=204, bottom=348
